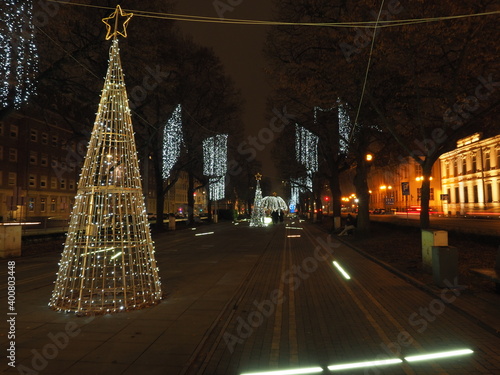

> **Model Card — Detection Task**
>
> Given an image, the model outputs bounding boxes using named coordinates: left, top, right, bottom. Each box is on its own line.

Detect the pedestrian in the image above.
left=338, top=213, right=356, bottom=236
left=271, top=210, right=279, bottom=224
left=279, top=210, right=284, bottom=223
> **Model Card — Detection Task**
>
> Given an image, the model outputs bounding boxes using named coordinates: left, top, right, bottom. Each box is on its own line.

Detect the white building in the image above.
left=440, top=133, right=500, bottom=216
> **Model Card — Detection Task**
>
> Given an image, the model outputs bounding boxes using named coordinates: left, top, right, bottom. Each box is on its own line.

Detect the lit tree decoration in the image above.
left=162, top=104, right=183, bottom=179
left=262, top=194, right=288, bottom=213
left=0, top=0, right=38, bottom=108
left=203, top=134, right=228, bottom=201
left=295, top=124, right=319, bottom=174
left=49, top=6, right=161, bottom=315
left=289, top=176, right=312, bottom=210
left=250, top=173, right=265, bottom=227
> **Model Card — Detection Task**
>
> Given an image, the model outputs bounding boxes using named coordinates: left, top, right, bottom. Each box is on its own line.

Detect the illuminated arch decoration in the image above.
left=162, top=104, right=183, bottom=179
left=49, top=7, right=161, bottom=315
left=203, top=134, right=228, bottom=201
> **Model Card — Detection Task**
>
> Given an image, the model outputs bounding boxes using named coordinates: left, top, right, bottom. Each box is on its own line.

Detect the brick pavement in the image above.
left=1, top=220, right=499, bottom=375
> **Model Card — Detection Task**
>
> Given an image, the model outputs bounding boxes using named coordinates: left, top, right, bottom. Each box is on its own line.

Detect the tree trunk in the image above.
left=155, top=179, right=165, bottom=231
left=329, top=165, right=342, bottom=231
left=419, top=163, right=432, bottom=229
left=354, top=157, right=371, bottom=238
left=187, top=172, right=195, bottom=226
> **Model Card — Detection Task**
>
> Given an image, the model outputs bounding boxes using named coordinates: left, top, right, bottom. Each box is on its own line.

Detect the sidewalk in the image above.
left=1, top=220, right=499, bottom=374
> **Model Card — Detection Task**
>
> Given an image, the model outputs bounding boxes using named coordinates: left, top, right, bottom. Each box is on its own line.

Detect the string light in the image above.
left=262, top=195, right=287, bottom=213
left=250, top=173, right=265, bottom=227
left=203, top=134, right=228, bottom=201
left=0, top=0, right=38, bottom=108
left=162, top=104, right=183, bottom=179
left=49, top=11, right=161, bottom=315
left=295, top=124, right=318, bottom=173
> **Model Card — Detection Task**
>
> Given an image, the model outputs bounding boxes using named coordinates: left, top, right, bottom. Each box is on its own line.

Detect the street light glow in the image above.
left=241, top=367, right=323, bottom=375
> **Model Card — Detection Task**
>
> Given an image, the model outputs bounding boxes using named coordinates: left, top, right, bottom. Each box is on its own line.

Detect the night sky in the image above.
left=174, top=1, right=277, bottom=182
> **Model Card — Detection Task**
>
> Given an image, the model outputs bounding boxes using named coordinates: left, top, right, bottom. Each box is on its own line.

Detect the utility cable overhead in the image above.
left=46, top=1, right=500, bottom=28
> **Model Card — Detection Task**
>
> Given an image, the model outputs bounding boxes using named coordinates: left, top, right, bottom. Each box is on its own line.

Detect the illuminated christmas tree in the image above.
left=250, top=173, right=265, bottom=227
left=49, top=6, right=162, bottom=315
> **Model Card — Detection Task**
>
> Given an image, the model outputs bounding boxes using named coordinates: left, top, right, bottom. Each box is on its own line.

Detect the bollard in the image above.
left=432, top=246, right=458, bottom=288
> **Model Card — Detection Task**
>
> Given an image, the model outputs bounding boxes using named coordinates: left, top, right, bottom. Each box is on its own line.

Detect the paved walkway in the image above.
left=1, top=220, right=499, bottom=374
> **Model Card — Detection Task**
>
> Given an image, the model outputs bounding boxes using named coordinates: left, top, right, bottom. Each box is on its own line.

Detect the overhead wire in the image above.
left=46, top=1, right=500, bottom=29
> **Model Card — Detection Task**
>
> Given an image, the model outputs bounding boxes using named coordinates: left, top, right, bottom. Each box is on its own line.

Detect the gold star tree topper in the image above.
left=255, top=173, right=262, bottom=181
left=102, top=5, right=133, bottom=40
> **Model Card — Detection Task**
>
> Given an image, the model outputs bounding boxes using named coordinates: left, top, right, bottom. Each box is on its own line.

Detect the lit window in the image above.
left=40, top=198, right=46, bottom=212
left=28, top=197, right=35, bottom=212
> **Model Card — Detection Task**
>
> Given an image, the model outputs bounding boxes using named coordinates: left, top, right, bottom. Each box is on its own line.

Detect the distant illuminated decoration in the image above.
left=162, top=104, right=183, bottom=179
left=295, top=124, right=318, bottom=173
left=1, top=0, right=38, bottom=108
left=250, top=173, right=265, bottom=227
left=203, top=134, right=228, bottom=201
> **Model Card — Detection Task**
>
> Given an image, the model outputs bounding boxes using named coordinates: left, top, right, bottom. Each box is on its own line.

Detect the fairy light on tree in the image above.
left=295, top=124, right=319, bottom=173
left=203, top=134, right=228, bottom=201
left=49, top=6, right=161, bottom=315
left=0, top=0, right=38, bottom=108
left=162, top=104, right=183, bottom=179
left=250, top=173, right=265, bottom=227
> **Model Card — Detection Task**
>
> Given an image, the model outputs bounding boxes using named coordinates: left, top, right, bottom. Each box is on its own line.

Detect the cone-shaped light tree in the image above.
left=49, top=6, right=162, bottom=315
left=250, top=173, right=265, bottom=227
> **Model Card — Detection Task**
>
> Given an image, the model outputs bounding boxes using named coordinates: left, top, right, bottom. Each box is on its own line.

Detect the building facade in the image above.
left=0, top=115, right=81, bottom=222
left=0, top=115, right=208, bottom=223
left=439, top=133, right=500, bottom=216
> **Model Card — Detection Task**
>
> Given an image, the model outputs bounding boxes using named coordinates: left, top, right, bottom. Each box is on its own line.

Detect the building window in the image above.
left=497, top=148, right=500, bottom=169
left=462, top=157, right=467, bottom=175
left=60, top=197, right=66, bottom=212
left=10, top=125, right=18, bottom=139
left=41, top=133, right=48, bottom=145
left=40, top=176, right=47, bottom=188
left=455, top=187, right=460, bottom=203
left=51, top=135, right=58, bottom=147
left=51, top=198, right=56, bottom=212
left=453, top=159, right=458, bottom=176
left=29, top=151, right=38, bottom=165
left=8, top=173, right=16, bottom=186
left=486, top=184, right=493, bottom=203
left=430, top=188, right=434, bottom=201
left=40, top=198, right=46, bottom=212
left=60, top=179, right=66, bottom=189
left=463, top=186, right=469, bottom=203
left=30, top=129, right=38, bottom=142
left=471, top=153, right=477, bottom=173
left=29, top=175, right=36, bottom=188
left=69, top=179, right=75, bottom=190
left=473, top=185, right=478, bottom=203
left=447, top=188, right=451, bottom=202
left=415, top=164, right=422, bottom=177
left=9, top=148, right=17, bottom=162
left=484, top=151, right=491, bottom=170
left=443, top=162, right=449, bottom=178
left=51, top=177, right=57, bottom=189
left=41, top=154, right=48, bottom=167
left=28, top=197, right=35, bottom=212
left=51, top=159, right=58, bottom=169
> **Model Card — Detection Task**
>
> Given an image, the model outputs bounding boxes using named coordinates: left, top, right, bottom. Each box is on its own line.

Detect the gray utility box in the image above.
left=421, top=229, right=448, bottom=273
left=432, top=246, right=458, bottom=288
